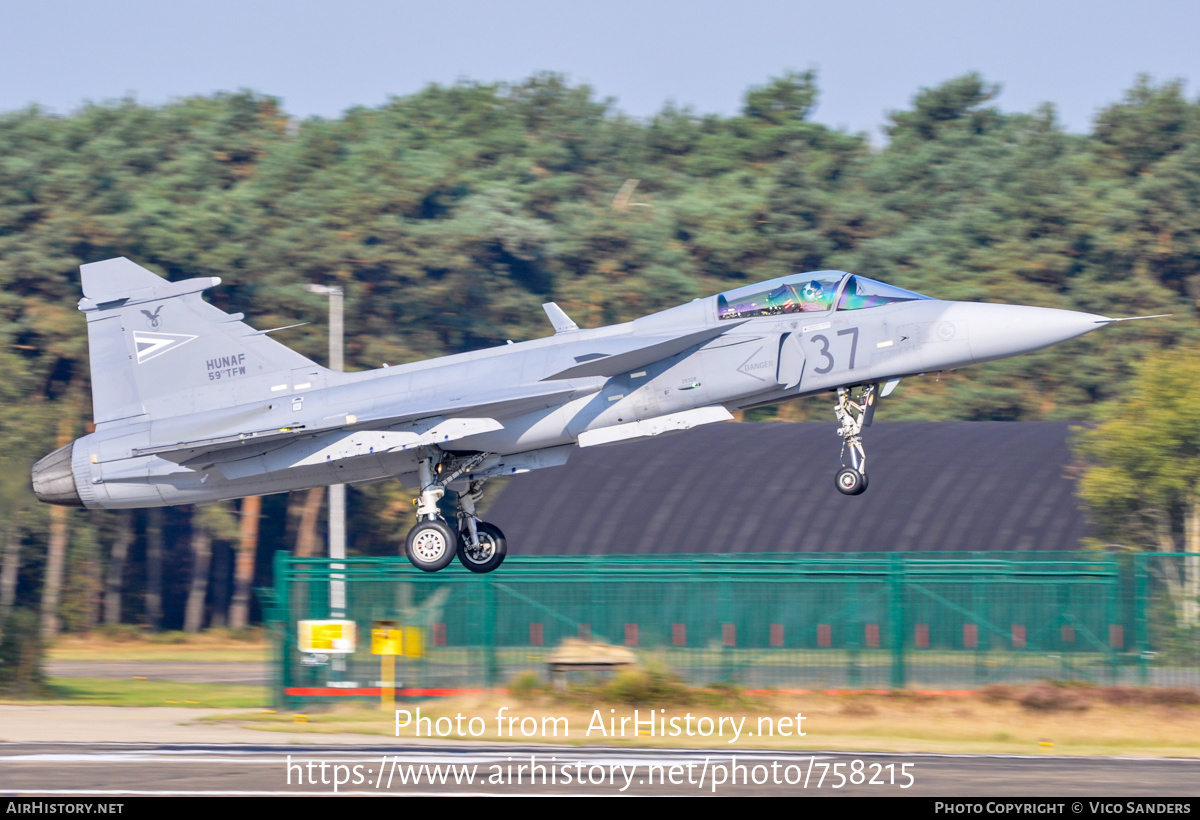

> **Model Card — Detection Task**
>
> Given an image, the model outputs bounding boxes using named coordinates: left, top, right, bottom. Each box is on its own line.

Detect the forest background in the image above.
left=1, top=70, right=1198, bottom=636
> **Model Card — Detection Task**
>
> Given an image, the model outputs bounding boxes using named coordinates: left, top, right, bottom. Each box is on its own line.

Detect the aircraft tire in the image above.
left=405, top=519, right=457, bottom=572
left=835, top=467, right=866, bottom=496
left=457, top=522, right=507, bottom=574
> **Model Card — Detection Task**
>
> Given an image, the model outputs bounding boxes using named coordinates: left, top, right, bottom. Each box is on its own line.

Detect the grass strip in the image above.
left=0, top=677, right=268, bottom=708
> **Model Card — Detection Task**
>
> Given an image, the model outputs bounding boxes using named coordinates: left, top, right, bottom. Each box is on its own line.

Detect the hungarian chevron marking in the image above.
left=132, top=331, right=197, bottom=364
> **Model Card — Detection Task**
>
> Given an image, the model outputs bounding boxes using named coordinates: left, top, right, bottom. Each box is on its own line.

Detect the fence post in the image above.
left=890, top=553, right=906, bottom=688
left=484, top=573, right=498, bottom=688
left=1056, top=583, right=1070, bottom=680
left=719, top=574, right=733, bottom=684
left=1107, top=557, right=1119, bottom=684
left=273, top=550, right=290, bottom=710
left=1135, top=553, right=1148, bottom=686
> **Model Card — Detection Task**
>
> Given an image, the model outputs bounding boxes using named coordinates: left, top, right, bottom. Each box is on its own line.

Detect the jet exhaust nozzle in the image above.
left=31, top=443, right=84, bottom=508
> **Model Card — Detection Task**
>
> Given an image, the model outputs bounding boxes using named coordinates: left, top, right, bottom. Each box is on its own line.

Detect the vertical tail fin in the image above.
left=80, top=258, right=326, bottom=425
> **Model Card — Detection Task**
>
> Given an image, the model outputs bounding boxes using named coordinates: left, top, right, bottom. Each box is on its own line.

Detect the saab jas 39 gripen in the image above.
left=32, top=259, right=1154, bottom=572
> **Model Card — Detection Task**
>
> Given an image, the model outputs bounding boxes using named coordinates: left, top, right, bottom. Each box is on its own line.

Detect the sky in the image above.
left=1, top=0, right=1198, bottom=141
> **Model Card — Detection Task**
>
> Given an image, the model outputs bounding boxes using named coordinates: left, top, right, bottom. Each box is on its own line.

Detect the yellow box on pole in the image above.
left=371, top=628, right=403, bottom=655
left=371, top=620, right=400, bottom=711
left=369, top=621, right=424, bottom=658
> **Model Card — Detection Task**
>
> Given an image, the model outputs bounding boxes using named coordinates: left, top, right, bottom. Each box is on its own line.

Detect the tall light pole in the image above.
left=304, top=284, right=345, bottom=620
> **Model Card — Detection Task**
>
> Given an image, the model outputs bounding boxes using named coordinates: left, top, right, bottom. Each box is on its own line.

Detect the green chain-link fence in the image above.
left=263, top=552, right=1200, bottom=707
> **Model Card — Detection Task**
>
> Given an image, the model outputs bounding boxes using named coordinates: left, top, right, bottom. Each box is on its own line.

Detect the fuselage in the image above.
left=33, top=269, right=1106, bottom=509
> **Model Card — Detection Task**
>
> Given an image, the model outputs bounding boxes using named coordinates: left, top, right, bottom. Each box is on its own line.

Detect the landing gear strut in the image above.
left=454, top=479, right=507, bottom=573
left=403, top=451, right=456, bottom=571
left=833, top=384, right=877, bottom=496
left=403, top=450, right=507, bottom=573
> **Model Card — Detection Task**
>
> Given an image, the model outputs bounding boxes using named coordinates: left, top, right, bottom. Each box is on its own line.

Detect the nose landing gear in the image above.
left=833, top=384, right=877, bottom=496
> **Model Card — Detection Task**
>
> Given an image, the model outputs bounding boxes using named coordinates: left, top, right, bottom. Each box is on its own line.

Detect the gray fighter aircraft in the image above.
left=32, top=259, right=1150, bottom=572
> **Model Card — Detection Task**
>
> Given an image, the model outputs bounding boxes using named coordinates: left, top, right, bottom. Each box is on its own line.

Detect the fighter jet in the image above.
left=32, top=259, right=1151, bottom=572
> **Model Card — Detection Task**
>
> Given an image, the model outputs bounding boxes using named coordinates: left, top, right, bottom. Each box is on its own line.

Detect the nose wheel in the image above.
left=833, top=384, right=877, bottom=495
left=835, top=466, right=867, bottom=495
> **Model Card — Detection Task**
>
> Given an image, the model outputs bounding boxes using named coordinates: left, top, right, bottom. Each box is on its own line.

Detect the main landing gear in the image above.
left=833, top=384, right=877, bottom=496
left=453, top=480, right=507, bottom=573
left=404, top=450, right=507, bottom=573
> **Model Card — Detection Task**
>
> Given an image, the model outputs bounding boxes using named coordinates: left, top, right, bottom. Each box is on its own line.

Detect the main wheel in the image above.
left=457, top=522, right=507, bottom=573
left=405, top=519, right=456, bottom=572
left=835, top=467, right=866, bottom=495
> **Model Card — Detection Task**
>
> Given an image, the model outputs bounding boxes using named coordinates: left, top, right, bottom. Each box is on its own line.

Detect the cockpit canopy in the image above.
left=716, top=272, right=930, bottom=320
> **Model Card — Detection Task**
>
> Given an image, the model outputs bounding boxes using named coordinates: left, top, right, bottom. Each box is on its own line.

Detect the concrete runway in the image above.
left=22, top=662, right=1199, bottom=797
left=2, top=743, right=1199, bottom=796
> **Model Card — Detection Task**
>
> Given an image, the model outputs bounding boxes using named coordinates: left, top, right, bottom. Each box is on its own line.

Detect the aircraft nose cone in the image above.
left=942, top=303, right=1107, bottom=364
left=31, top=443, right=84, bottom=507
